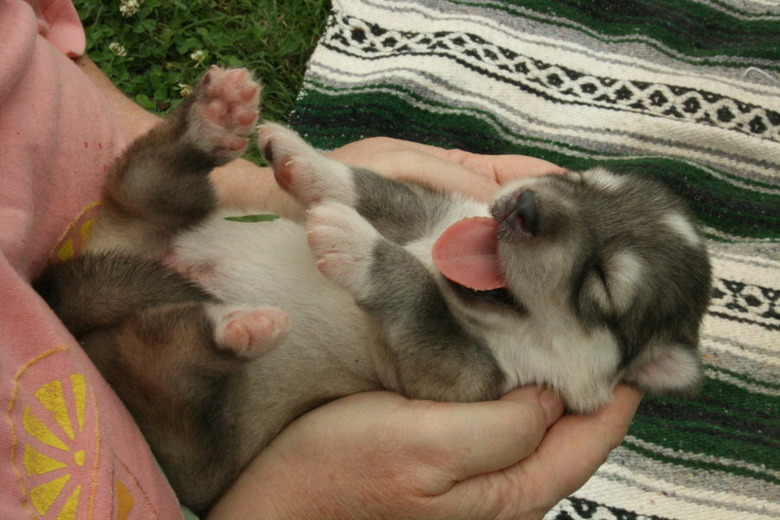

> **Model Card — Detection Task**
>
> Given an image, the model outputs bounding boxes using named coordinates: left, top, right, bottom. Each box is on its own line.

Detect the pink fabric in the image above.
left=1, top=1, right=183, bottom=518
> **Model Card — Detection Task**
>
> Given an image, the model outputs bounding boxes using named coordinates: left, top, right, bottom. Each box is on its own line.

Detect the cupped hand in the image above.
left=327, top=137, right=564, bottom=202
left=88, top=59, right=633, bottom=520
left=207, top=385, right=642, bottom=520
left=210, top=135, right=564, bottom=212
left=207, top=136, right=640, bottom=520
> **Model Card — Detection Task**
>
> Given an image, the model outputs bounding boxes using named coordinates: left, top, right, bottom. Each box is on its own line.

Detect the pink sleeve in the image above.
left=39, top=0, right=86, bottom=56
left=0, top=2, right=185, bottom=518
left=23, top=0, right=86, bottom=57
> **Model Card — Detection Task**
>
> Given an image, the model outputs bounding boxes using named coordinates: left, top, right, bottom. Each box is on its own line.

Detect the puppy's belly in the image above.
left=171, top=213, right=383, bottom=458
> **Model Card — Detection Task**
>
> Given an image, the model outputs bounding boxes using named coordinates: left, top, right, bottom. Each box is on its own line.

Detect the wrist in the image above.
left=205, top=451, right=324, bottom=520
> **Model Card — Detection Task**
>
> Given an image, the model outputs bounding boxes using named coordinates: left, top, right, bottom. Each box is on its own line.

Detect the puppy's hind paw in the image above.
left=187, top=67, right=262, bottom=164
left=208, top=305, right=289, bottom=359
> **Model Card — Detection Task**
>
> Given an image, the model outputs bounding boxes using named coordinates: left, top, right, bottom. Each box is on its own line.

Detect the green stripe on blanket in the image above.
left=295, top=88, right=779, bottom=239
left=450, top=0, right=780, bottom=62
left=290, top=1, right=779, bottom=518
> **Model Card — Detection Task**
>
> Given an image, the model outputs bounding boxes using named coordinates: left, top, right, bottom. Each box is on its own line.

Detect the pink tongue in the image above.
left=433, top=217, right=506, bottom=291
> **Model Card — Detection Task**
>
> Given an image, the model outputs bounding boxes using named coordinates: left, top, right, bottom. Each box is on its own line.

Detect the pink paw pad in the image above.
left=213, top=307, right=289, bottom=358
left=192, top=66, right=262, bottom=159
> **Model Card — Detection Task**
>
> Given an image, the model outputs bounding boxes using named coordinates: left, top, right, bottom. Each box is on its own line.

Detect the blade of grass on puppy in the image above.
left=224, top=214, right=281, bottom=222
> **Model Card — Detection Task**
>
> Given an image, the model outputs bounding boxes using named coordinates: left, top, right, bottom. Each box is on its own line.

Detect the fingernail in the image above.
left=538, top=389, right=564, bottom=427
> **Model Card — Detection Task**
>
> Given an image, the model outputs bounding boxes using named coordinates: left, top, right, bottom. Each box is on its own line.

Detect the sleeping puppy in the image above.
left=35, top=67, right=712, bottom=514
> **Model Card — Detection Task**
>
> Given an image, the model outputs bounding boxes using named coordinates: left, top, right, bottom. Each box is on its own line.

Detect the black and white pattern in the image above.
left=290, top=1, right=780, bottom=519
left=711, top=278, right=780, bottom=331
left=324, top=14, right=780, bottom=141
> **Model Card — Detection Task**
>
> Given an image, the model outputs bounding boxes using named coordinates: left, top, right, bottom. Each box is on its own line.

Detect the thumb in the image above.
left=419, top=386, right=564, bottom=491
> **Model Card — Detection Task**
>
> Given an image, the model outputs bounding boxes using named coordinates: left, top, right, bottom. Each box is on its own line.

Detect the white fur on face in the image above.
left=478, top=309, right=620, bottom=413
left=584, top=167, right=629, bottom=191
left=663, top=213, right=704, bottom=248
left=606, top=251, right=645, bottom=312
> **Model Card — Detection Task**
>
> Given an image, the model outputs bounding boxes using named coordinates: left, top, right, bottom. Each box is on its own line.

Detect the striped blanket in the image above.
left=288, top=1, right=779, bottom=518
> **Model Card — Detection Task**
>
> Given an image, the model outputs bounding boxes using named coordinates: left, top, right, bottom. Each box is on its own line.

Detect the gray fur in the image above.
left=353, top=168, right=455, bottom=244
left=34, top=253, right=214, bottom=336
left=35, top=68, right=712, bottom=514
left=363, top=240, right=505, bottom=401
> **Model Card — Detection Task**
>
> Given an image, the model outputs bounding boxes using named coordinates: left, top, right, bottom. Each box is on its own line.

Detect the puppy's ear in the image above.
left=624, top=342, right=703, bottom=396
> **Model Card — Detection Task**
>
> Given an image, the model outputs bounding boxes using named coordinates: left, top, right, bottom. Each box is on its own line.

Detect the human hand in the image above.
left=327, top=137, right=564, bottom=202
left=207, top=385, right=642, bottom=520
left=210, top=134, right=564, bottom=213
left=82, top=55, right=560, bottom=208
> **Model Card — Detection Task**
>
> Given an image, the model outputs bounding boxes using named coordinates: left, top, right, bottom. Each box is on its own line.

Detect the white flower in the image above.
left=119, top=0, right=142, bottom=17
left=178, top=83, right=195, bottom=97
left=108, top=42, right=127, bottom=57
left=190, top=50, right=208, bottom=64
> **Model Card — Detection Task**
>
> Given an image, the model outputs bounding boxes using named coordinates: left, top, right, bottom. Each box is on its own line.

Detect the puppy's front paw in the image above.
left=187, top=66, right=261, bottom=164
left=307, top=202, right=379, bottom=298
left=208, top=304, right=289, bottom=359
left=258, top=122, right=356, bottom=208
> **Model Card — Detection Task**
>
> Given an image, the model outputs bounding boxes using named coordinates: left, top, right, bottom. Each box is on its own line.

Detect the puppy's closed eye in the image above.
left=579, top=262, right=612, bottom=315
left=579, top=252, right=644, bottom=317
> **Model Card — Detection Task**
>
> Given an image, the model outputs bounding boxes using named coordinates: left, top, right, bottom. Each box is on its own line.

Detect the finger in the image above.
left=514, top=384, right=643, bottom=507
left=374, top=148, right=564, bottom=196
left=326, top=138, right=564, bottom=201
left=438, top=148, right=565, bottom=182
left=410, top=386, right=564, bottom=493
left=330, top=142, right=499, bottom=201
left=337, top=138, right=564, bottom=182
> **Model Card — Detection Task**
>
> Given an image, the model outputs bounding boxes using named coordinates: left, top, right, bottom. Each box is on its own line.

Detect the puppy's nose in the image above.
left=510, top=190, right=538, bottom=236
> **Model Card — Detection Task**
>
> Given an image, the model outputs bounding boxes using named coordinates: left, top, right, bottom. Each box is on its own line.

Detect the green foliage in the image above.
left=75, top=0, right=330, bottom=124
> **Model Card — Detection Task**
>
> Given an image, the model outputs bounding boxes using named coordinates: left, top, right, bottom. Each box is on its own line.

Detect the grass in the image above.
left=74, top=0, right=331, bottom=124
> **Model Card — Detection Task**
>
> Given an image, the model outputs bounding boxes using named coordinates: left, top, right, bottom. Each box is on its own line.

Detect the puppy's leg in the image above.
left=258, top=122, right=356, bottom=208
left=88, top=67, right=261, bottom=258
left=308, top=202, right=504, bottom=402
left=85, top=301, right=287, bottom=514
left=259, top=122, right=455, bottom=244
left=96, top=301, right=289, bottom=401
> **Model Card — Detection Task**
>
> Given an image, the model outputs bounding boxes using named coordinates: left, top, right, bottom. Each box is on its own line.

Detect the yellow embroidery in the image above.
left=23, top=406, right=69, bottom=452
left=9, top=348, right=100, bottom=519
left=50, top=201, right=102, bottom=264
left=21, top=376, right=90, bottom=517
left=30, top=474, right=71, bottom=516
left=35, top=380, right=76, bottom=440
left=115, top=480, right=134, bottom=520
left=24, top=445, right=67, bottom=475
left=113, top=454, right=163, bottom=520
left=9, top=346, right=159, bottom=520
left=57, top=485, right=81, bottom=520
left=73, top=450, right=85, bottom=467
left=56, top=239, right=75, bottom=263
left=80, top=219, right=94, bottom=244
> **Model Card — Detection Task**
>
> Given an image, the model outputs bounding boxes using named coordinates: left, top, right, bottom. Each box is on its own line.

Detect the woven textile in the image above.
left=289, top=1, right=779, bottom=519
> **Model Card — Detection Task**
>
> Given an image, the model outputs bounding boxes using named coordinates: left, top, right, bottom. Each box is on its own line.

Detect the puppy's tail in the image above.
left=34, top=253, right=215, bottom=337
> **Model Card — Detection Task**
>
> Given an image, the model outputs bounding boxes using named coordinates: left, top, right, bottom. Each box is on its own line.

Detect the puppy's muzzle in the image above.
left=498, top=190, right=538, bottom=237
